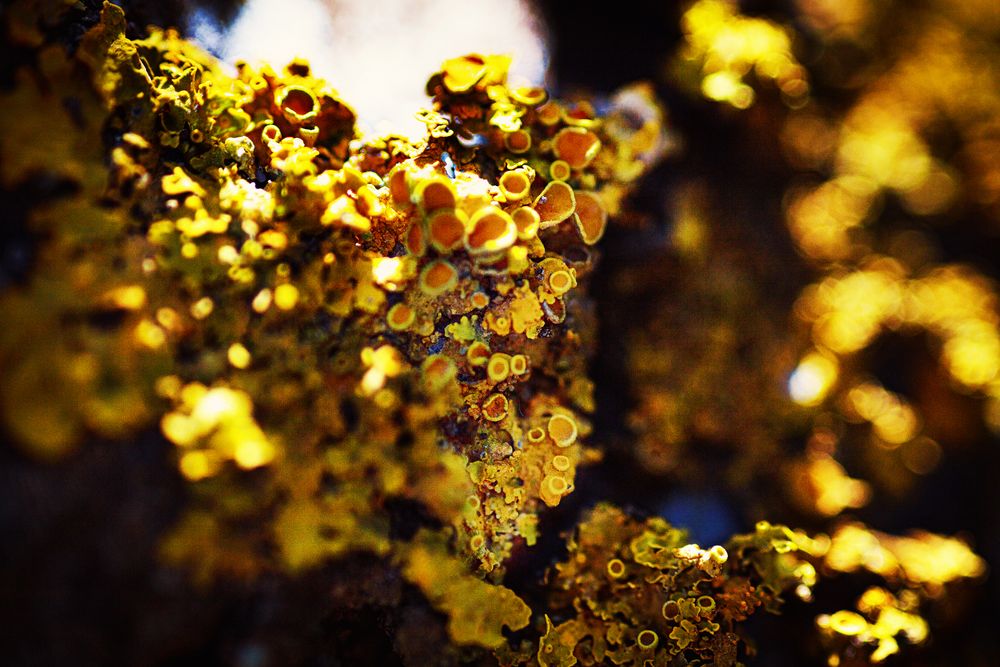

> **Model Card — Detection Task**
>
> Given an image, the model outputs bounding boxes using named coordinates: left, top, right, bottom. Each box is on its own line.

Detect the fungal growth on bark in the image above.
left=1, top=1, right=996, bottom=665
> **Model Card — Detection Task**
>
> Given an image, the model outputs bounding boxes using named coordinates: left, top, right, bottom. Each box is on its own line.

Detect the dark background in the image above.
left=2, top=1, right=998, bottom=665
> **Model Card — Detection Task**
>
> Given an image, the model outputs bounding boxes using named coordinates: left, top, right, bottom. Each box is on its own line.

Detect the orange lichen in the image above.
left=387, top=303, right=416, bottom=331
left=406, top=220, right=426, bottom=255
left=417, top=175, right=458, bottom=212
left=547, top=270, right=575, bottom=297
left=540, top=474, right=570, bottom=505
left=533, top=180, right=576, bottom=228
left=421, top=354, right=457, bottom=392
left=504, top=129, right=532, bottom=153
left=419, top=260, right=458, bottom=295
left=466, top=341, right=491, bottom=367
left=510, top=86, right=548, bottom=106
left=469, top=291, right=490, bottom=309
left=547, top=413, right=578, bottom=447
left=552, top=127, right=602, bottom=169
left=405, top=533, right=531, bottom=649
left=548, top=159, right=572, bottom=182
left=535, top=505, right=826, bottom=665
left=388, top=166, right=411, bottom=204
left=441, top=54, right=489, bottom=93
left=0, top=4, right=674, bottom=660
left=487, top=353, right=512, bottom=382
left=427, top=209, right=468, bottom=253
left=465, top=207, right=517, bottom=255
left=536, top=100, right=562, bottom=126
left=511, top=206, right=541, bottom=240
left=572, top=190, right=608, bottom=245
left=261, top=123, right=281, bottom=143
left=498, top=170, right=532, bottom=201
left=510, top=354, right=529, bottom=375
left=637, top=629, right=659, bottom=650
left=482, top=393, right=510, bottom=421
left=276, top=85, right=319, bottom=122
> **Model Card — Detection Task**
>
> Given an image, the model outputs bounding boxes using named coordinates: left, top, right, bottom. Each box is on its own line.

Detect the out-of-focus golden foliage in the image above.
left=618, top=184, right=802, bottom=484
left=779, top=0, right=1000, bottom=514
left=675, top=0, right=808, bottom=109
left=815, top=524, right=986, bottom=663
left=614, top=0, right=1000, bottom=663
left=655, top=0, right=1000, bottom=511
left=779, top=0, right=1000, bottom=452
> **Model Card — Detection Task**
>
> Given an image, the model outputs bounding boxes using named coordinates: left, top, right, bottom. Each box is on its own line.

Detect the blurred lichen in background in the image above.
left=0, top=0, right=997, bottom=665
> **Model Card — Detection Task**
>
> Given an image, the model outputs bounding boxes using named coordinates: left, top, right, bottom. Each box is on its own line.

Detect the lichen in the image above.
left=0, top=0, right=660, bottom=646
left=1, top=2, right=991, bottom=664
left=530, top=505, right=824, bottom=667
